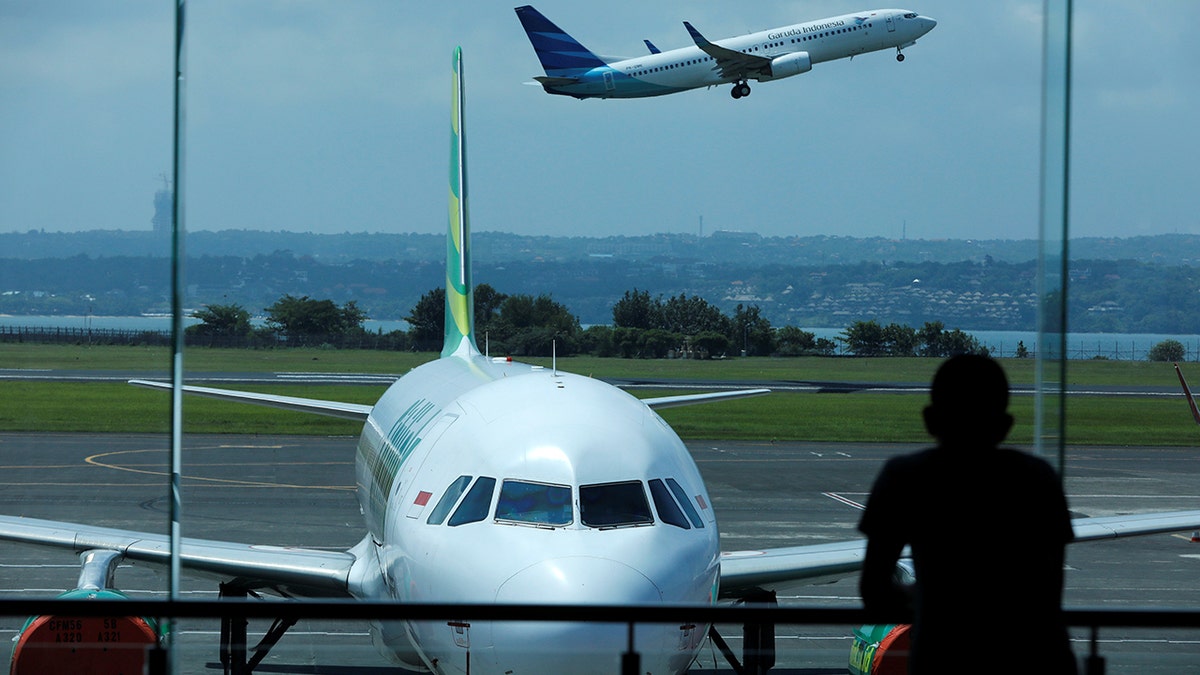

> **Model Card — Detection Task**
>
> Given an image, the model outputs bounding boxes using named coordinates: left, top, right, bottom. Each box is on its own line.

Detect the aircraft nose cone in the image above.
left=496, top=556, right=662, bottom=605
left=489, top=557, right=681, bottom=674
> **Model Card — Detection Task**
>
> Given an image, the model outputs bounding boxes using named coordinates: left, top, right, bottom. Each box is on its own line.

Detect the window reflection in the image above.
left=427, top=475, right=473, bottom=525
left=580, top=481, right=653, bottom=529
left=448, top=477, right=496, bottom=527
left=496, top=480, right=572, bottom=527
left=648, top=479, right=690, bottom=530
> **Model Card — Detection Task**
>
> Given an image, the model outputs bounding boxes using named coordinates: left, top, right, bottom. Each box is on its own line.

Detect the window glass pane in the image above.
left=427, top=475, right=473, bottom=525
left=496, top=480, right=572, bottom=526
left=666, top=478, right=704, bottom=528
left=648, top=479, right=690, bottom=530
left=448, top=476, right=496, bottom=527
left=580, top=481, right=653, bottom=528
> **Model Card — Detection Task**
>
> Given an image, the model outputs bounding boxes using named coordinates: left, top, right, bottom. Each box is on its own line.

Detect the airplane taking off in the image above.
left=515, top=6, right=937, bottom=99
left=4, top=48, right=1200, bottom=675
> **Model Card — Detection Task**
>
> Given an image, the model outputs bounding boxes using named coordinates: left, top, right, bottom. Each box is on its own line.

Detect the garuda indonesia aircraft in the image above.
left=515, top=6, right=937, bottom=99
left=4, top=48, right=1200, bottom=675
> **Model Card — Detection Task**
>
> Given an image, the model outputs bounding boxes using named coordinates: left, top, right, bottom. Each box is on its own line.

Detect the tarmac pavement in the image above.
left=0, top=433, right=1196, bottom=673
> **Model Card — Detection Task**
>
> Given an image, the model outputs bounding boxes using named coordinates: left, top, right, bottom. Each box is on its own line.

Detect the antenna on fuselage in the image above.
left=442, top=47, right=480, bottom=359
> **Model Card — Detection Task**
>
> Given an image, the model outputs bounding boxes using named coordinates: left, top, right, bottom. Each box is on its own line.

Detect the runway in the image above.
left=0, top=433, right=1197, bottom=673
left=1, top=367, right=1191, bottom=399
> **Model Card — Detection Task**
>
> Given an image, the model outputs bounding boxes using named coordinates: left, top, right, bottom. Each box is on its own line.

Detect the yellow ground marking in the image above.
left=84, top=449, right=354, bottom=491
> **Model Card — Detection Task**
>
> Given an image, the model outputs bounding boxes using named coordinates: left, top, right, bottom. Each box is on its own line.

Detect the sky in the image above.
left=1, top=1, right=1197, bottom=242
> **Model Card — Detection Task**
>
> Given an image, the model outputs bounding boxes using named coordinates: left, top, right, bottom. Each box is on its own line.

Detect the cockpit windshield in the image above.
left=496, top=480, right=572, bottom=527
left=425, top=476, right=694, bottom=531
left=580, top=481, right=653, bottom=528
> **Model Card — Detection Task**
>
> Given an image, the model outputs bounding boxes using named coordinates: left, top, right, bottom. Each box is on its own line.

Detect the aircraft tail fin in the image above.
left=443, top=47, right=479, bottom=359
left=1174, top=363, right=1200, bottom=425
left=515, top=6, right=608, bottom=77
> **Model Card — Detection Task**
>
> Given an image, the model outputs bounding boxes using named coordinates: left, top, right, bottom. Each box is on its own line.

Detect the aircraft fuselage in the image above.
left=350, top=354, right=721, bottom=673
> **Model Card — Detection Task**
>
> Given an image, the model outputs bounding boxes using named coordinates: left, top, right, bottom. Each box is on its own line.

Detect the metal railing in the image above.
left=3, top=598, right=1198, bottom=674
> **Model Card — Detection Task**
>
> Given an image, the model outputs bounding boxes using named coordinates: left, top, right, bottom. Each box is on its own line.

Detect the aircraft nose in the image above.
left=488, top=557, right=690, bottom=674
left=496, top=555, right=662, bottom=605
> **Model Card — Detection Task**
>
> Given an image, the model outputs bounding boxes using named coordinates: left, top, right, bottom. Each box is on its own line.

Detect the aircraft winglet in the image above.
left=682, top=20, right=769, bottom=79
left=682, top=21, right=713, bottom=49
left=1174, top=363, right=1200, bottom=425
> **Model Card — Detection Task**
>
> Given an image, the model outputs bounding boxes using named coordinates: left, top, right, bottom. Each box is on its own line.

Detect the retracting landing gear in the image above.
left=730, top=80, right=752, bottom=99
left=707, top=589, right=778, bottom=674
left=219, top=583, right=298, bottom=675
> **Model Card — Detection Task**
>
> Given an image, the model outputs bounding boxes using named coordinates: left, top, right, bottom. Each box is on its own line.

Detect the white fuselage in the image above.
left=348, top=354, right=720, bottom=674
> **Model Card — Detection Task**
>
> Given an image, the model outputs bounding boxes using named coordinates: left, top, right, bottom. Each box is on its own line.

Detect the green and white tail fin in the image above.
left=443, top=46, right=479, bottom=359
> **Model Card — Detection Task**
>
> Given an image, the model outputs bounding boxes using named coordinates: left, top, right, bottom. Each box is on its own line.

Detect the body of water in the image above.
left=805, top=327, right=1200, bottom=360
left=3, top=315, right=1198, bottom=360
left=0, top=315, right=410, bottom=334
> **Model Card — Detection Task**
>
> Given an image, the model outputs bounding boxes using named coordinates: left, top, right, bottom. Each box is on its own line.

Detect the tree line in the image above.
left=189, top=287, right=989, bottom=359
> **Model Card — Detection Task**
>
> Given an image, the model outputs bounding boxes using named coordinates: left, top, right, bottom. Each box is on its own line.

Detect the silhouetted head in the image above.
left=923, top=354, right=1013, bottom=448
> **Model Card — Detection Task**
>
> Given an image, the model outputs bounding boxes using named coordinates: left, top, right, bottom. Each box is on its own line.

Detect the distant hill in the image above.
left=4, top=229, right=1200, bottom=266
left=3, top=230, right=1200, bottom=332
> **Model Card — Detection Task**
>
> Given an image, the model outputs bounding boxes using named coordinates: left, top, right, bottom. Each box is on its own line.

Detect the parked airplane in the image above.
left=515, top=5, right=937, bottom=100
left=3, top=47, right=1200, bottom=675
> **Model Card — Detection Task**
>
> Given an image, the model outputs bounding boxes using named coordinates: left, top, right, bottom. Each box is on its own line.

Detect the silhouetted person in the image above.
left=858, top=354, right=1077, bottom=674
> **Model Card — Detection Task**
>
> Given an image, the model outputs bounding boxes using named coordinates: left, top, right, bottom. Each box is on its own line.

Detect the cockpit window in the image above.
left=666, top=478, right=705, bottom=529
left=496, top=480, right=572, bottom=527
left=904, top=12, right=917, bottom=18
left=648, top=479, right=690, bottom=530
left=448, top=476, right=496, bottom=526
left=580, top=481, right=653, bottom=528
left=427, top=475, right=473, bottom=525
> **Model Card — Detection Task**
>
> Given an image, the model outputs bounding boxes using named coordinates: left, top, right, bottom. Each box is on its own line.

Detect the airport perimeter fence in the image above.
left=0, top=597, right=1197, bottom=674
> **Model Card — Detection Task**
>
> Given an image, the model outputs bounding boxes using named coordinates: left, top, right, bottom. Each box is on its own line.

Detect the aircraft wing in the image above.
left=719, top=540, right=866, bottom=598
left=683, top=21, right=773, bottom=80
left=1070, top=510, right=1200, bottom=541
left=128, top=379, right=373, bottom=421
left=643, top=388, right=770, bottom=410
left=0, top=515, right=358, bottom=598
left=718, top=510, right=1200, bottom=599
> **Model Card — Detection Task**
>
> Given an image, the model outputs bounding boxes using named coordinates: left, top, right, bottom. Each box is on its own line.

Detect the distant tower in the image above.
left=152, top=174, right=172, bottom=234
left=699, top=215, right=704, bottom=238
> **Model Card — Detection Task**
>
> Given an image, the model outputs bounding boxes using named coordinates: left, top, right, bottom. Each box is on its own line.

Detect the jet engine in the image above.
left=848, top=623, right=910, bottom=675
left=847, top=559, right=915, bottom=674
left=760, top=51, right=812, bottom=80
left=9, top=551, right=160, bottom=675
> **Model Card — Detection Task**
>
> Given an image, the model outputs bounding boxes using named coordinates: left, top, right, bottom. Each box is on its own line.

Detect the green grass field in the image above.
left=1, top=344, right=1195, bottom=445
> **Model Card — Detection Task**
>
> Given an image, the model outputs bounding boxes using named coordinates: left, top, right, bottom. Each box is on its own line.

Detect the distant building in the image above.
left=152, top=176, right=172, bottom=234
left=710, top=230, right=761, bottom=244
